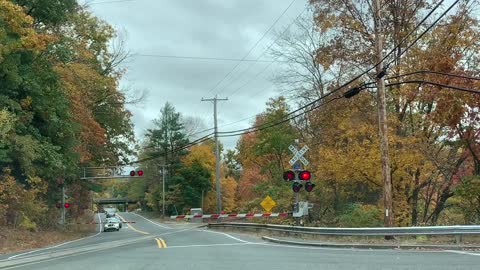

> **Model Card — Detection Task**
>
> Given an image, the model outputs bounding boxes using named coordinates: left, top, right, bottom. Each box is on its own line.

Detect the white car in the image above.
left=103, top=219, right=120, bottom=232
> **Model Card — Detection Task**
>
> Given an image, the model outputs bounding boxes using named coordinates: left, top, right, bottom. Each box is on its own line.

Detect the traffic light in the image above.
left=298, top=170, right=311, bottom=181
left=64, top=203, right=71, bottom=209
left=292, top=182, right=302, bottom=193
left=305, top=182, right=315, bottom=192
left=55, top=203, right=61, bottom=209
left=129, top=170, right=144, bottom=177
left=283, top=170, right=295, bottom=181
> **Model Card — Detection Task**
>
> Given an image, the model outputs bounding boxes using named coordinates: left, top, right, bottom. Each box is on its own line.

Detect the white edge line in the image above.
left=194, top=229, right=250, bottom=243
left=132, top=212, right=172, bottom=229
left=445, top=250, right=480, bottom=256
left=7, top=213, right=102, bottom=260
left=166, top=242, right=254, bottom=249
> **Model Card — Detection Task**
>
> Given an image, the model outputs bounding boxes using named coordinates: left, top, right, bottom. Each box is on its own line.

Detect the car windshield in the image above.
left=1, top=1, right=480, bottom=269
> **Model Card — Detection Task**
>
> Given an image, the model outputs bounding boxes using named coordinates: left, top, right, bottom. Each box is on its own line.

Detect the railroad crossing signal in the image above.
left=288, top=145, right=309, bottom=166
left=283, top=170, right=312, bottom=181
left=292, top=182, right=302, bottom=193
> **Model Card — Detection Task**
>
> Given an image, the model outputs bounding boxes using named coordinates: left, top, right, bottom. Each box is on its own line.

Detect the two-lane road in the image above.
left=1, top=212, right=479, bottom=270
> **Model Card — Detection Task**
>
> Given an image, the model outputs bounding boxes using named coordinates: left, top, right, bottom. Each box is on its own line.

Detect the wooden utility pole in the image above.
left=202, top=95, right=228, bottom=213
left=373, top=0, right=394, bottom=228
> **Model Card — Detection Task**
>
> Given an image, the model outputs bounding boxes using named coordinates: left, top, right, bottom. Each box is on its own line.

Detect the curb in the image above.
left=261, top=236, right=480, bottom=250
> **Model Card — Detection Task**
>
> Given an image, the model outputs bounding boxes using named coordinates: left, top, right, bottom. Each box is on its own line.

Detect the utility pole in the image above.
left=159, top=164, right=169, bottom=218
left=202, top=95, right=228, bottom=213
left=373, top=0, right=394, bottom=229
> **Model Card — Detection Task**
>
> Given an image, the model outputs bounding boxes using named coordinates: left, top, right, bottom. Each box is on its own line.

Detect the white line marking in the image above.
left=7, top=213, right=102, bottom=260
left=131, top=212, right=172, bottom=229
left=256, top=242, right=457, bottom=254
left=167, top=242, right=255, bottom=249
left=445, top=250, right=480, bottom=256
left=194, top=229, right=250, bottom=243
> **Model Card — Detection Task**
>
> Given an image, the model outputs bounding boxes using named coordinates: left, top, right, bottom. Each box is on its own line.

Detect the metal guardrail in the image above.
left=208, top=222, right=480, bottom=236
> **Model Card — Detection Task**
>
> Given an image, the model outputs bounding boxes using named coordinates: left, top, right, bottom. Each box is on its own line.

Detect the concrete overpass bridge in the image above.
left=93, top=198, right=138, bottom=210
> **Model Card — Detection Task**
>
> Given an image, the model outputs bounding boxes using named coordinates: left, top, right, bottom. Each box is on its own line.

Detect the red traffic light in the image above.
left=292, top=182, right=302, bottom=193
left=305, top=182, right=315, bottom=192
left=137, top=170, right=144, bottom=176
left=298, top=170, right=311, bottom=181
left=283, top=170, right=295, bottom=181
left=64, top=203, right=71, bottom=209
left=129, top=170, right=135, bottom=176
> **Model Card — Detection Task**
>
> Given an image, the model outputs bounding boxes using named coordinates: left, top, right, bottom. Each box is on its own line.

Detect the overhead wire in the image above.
left=218, top=5, right=310, bottom=97
left=206, top=0, right=298, bottom=96
left=132, top=54, right=288, bottom=63
left=122, top=133, right=214, bottom=165
left=216, top=0, right=454, bottom=137
left=128, top=0, right=459, bottom=161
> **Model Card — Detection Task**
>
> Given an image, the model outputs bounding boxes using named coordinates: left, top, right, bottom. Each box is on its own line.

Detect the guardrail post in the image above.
left=455, top=234, right=463, bottom=244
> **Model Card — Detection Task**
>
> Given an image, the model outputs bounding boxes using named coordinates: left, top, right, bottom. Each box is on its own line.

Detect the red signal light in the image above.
left=56, top=203, right=61, bottom=209
left=64, top=203, right=71, bottom=209
left=305, top=182, right=315, bottom=192
left=137, top=170, right=144, bottom=176
left=283, top=171, right=295, bottom=181
left=129, top=170, right=135, bottom=177
left=292, top=182, right=302, bottom=193
left=298, top=170, right=311, bottom=181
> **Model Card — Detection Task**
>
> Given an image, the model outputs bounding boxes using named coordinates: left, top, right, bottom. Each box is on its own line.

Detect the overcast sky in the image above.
left=85, top=0, right=308, bottom=149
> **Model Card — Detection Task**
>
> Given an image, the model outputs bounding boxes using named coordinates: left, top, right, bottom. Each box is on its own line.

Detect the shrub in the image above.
left=338, top=203, right=383, bottom=227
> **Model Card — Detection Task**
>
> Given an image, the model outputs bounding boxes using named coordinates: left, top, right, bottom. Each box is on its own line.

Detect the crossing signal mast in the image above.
left=284, top=141, right=315, bottom=222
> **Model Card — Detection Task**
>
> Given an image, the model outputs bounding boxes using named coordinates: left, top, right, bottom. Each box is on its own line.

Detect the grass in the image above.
left=0, top=225, right=96, bottom=255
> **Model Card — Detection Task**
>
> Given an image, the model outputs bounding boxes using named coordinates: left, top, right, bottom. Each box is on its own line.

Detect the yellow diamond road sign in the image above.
left=260, top=196, right=276, bottom=213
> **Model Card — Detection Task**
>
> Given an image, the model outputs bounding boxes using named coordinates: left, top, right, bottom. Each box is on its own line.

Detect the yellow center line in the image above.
left=116, top=213, right=150, bottom=235
left=155, top=238, right=163, bottom=248
left=154, top=238, right=167, bottom=248
left=160, top=239, right=167, bottom=248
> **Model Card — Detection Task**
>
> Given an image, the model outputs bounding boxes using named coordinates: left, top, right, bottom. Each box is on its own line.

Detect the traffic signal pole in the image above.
left=202, top=96, right=228, bottom=213
left=61, top=185, right=66, bottom=226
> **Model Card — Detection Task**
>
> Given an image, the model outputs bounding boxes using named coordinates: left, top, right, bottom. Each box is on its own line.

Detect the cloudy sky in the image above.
left=85, top=0, right=308, bottom=149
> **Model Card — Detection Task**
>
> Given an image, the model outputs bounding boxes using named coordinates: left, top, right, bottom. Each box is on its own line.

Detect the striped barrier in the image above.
left=170, top=212, right=289, bottom=219
left=69, top=221, right=137, bottom=225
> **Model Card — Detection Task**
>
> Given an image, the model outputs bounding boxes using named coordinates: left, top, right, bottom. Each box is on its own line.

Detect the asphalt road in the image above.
left=0, top=212, right=479, bottom=270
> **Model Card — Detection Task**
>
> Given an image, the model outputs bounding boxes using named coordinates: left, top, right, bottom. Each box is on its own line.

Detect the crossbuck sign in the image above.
left=288, top=144, right=309, bottom=166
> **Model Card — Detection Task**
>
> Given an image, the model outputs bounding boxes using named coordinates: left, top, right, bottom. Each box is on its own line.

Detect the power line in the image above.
left=386, top=70, right=480, bottom=81
left=219, top=5, right=309, bottom=97
left=384, top=0, right=458, bottom=68
left=88, top=0, right=135, bottom=5
left=126, top=0, right=458, bottom=161
left=206, top=0, right=298, bottom=96
left=365, top=80, right=480, bottom=95
left=216, top=0, right=454, bottom=137
left=133, top=54, right=288, bottom=63
left=122, top=133, right=214, bottom=165
left=218, top=96, right=343, bottom=138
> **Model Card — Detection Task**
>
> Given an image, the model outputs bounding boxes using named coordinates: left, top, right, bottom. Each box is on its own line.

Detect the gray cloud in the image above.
left=88, top=0, right=307, bottom=149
